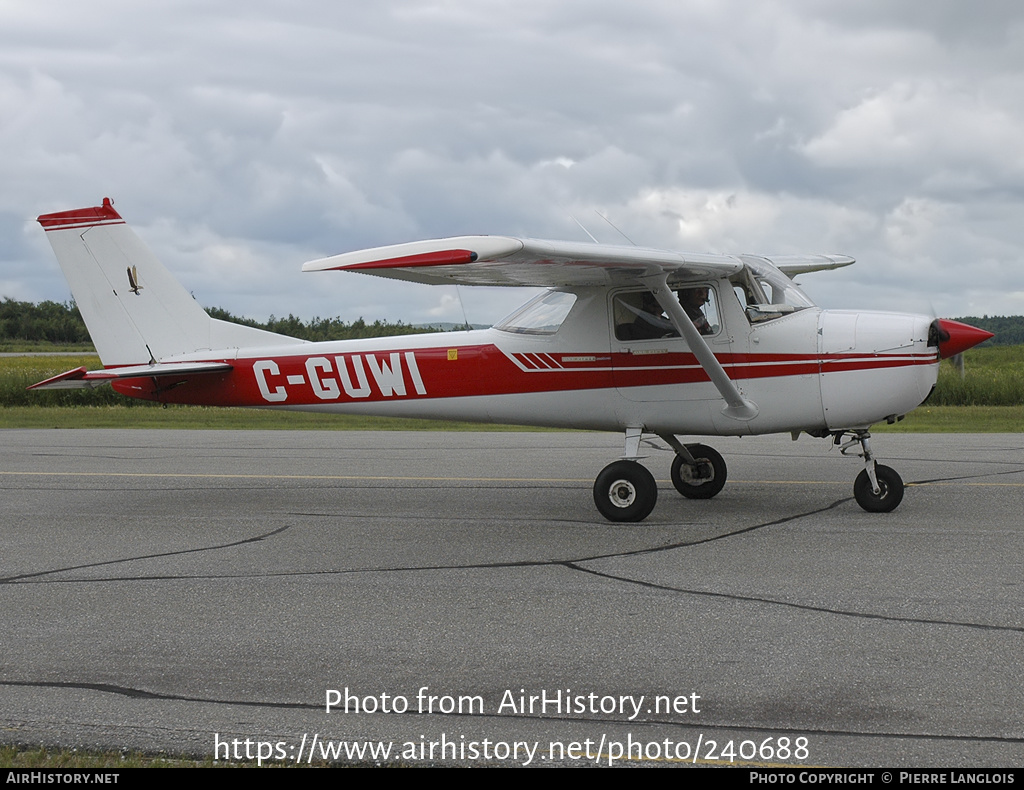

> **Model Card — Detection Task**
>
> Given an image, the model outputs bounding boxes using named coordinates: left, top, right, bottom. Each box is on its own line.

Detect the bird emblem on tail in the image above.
left=127, top=265, right=143, bottom=295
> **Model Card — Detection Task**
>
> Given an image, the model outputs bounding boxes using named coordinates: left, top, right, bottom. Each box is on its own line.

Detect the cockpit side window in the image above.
left=614, top=291, right=675, bottom=340
left=613, top=286, right=720, bottom=341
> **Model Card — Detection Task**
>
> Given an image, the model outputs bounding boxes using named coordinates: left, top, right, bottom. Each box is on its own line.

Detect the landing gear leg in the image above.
left=838, top=430, right=905, bottom=513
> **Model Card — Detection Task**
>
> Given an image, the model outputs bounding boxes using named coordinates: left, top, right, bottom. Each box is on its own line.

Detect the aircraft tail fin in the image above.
left=38, top=199, right=303, bottom=366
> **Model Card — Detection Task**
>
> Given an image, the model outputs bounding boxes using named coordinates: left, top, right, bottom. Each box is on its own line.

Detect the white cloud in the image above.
left=2, top=0, right=1024, bottom=322
left=802, top=81, right=1024, bottom=187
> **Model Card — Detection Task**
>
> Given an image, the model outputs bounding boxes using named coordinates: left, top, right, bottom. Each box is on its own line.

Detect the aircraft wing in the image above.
left=29, top=361, right=233, bottom=390
left=761, top=254, right=855, bottom=278
left=303, top=237, right=745, bottom=287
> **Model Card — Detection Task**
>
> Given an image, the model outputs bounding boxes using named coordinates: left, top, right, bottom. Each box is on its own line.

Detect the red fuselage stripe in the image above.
left=109, top=344, right=937, bottom=407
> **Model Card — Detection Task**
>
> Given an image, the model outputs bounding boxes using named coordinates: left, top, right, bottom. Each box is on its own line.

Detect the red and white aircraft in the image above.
left=32, top=198, right=992, bottom=521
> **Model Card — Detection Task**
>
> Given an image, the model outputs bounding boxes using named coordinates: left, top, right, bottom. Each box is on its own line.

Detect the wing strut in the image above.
left=647, top=274, right=758, bottom=421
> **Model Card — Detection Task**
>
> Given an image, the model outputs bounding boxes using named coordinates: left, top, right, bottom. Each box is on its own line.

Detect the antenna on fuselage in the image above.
left=595, top=210, right=636, bottom=246
left=569, top=215, right=600, bottom=244
left=454, top=285, right=472, bottom=331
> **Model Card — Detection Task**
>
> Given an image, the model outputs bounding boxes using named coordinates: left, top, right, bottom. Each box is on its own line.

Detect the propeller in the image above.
left=949, top=352, right=965, bottom=379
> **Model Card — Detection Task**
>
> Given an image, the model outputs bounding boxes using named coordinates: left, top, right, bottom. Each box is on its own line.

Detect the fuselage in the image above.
left=112, top=280, right=942, bottom=437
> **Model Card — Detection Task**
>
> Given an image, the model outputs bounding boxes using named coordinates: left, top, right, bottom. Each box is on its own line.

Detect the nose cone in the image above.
left=933, top=319, right=994, bottom=359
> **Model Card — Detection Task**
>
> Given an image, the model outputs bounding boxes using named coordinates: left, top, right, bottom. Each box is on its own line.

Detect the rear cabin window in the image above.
left=494, top=291, right=577, bottom=335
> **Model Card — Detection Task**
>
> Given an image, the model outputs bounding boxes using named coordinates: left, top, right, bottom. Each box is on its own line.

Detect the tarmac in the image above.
left=1, top=429, right=1022, bottom=767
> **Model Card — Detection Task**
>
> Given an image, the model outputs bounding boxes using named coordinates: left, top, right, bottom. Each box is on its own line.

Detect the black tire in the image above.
left=593, top=461, right=658, bottom=522
left=670, top=444, right=727, bottom=499
left=853, top=464, right=904, bottom=513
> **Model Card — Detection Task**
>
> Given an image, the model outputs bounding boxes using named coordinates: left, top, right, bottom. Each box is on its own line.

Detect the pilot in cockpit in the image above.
left=615, top=287, right=715, bottom=340
left=677, top=287, right=714, bottom=335
left=618, top=292, right=674, bottom=339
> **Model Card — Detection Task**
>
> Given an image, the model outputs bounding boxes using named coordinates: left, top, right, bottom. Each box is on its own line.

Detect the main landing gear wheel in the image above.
left=593, top=460, right=658, bottom=522
left=853, top=464, right=904, bottom=513
left=670, top=444, right=727, bottom=500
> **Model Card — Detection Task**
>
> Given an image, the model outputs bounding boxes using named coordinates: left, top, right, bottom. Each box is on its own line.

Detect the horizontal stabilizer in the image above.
left=29, top=361, right=233, bottom=390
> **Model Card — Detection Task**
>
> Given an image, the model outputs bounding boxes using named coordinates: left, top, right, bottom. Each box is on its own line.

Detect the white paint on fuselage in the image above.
left=168, top=285, right=940, bottom=437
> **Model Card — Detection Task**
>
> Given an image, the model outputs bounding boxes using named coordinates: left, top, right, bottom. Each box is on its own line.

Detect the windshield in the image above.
left=494, top=290, right=577, bottom=335
left=732, top=259, right=815, bottom=323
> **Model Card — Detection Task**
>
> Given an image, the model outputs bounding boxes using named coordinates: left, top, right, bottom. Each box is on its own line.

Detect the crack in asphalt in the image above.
left=0, top=526, right=291, bottom=584
left=0, top=680, right=313, bottom=710
left=563, top=563, right=1024, bottom=634
left=906, top=466, right=1024, bottom=486
left=0, top=500, right=845, bottom=585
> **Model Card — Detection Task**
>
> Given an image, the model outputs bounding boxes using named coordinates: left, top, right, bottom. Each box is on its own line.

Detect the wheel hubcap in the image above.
left=608, top=479, right=636, bottom=508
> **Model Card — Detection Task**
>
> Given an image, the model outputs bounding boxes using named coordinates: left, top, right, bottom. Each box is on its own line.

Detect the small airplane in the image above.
left=32, top=198, right=993, bottom=521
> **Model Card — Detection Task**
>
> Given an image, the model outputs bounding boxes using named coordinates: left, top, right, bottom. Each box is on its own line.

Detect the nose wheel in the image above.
left=838, top=430, right=906, bottom=513
left=853, top=464, right=904, bottom=512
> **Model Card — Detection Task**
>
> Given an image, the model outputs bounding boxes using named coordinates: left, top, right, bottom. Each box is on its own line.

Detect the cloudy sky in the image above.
left=3, top=0, right=1023, bottom=326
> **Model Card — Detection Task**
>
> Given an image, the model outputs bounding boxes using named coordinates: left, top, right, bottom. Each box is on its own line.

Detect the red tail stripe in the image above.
left=38, top=198, right=124, bottom=231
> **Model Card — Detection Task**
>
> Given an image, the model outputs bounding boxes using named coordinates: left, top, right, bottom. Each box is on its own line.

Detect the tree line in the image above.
left=2, top=297, right=1022, bottom=346
left=0, top=299, right=92, bottom=344
left=1, top=298, right=438, bottom=345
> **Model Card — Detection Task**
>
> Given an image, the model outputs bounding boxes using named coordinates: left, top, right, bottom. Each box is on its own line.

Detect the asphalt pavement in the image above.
left=1, top=429, right=1022, bottom=767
